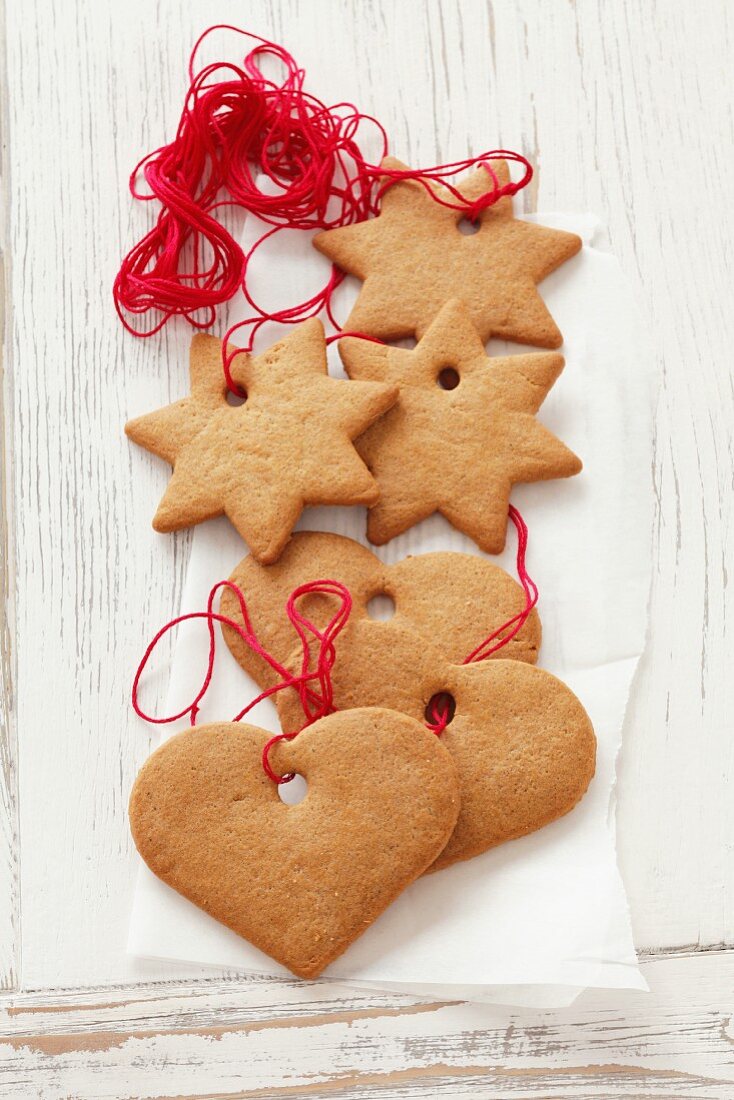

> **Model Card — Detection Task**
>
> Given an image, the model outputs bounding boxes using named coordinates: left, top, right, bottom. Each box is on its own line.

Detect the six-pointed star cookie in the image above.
left=125, top=320, right=398, bottom=563
left=314, top=157, right=581, bottom=348
left=339, top=300, right=582, bottom=553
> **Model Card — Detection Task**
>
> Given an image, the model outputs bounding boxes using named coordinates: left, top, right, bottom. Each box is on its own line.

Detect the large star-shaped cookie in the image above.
left=314, top=157, right=581, bottom=347
left=126, top=321, right=397, bottom=563
left=339, top=300, right=582, bottom=553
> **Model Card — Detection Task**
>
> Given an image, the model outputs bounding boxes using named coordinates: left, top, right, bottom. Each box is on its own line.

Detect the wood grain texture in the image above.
left=2, top=0, right=734, bottom=1093
left=1, top=951, right=733, bottom=1098
left=0, top=0, right=20, bottom=994
left=562, top=0, right=734, bottom=957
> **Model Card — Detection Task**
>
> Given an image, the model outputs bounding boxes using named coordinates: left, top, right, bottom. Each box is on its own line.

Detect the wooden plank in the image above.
left=575, top=0, right=734, bottom=956
left=0, top=951, right=733, bottom=1098
left=0, top=0, right=19, bottom=993
left=3, top=0, right=734, bottom=1000
left=489, top=0, right=734, bottom=951
left=4, top=0, right=198, bottom=990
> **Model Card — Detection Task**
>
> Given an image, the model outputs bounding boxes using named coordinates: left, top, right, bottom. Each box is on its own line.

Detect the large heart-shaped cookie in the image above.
left=276, top=621, right=595, bottom=871
left=221, top=531, right=541, bottom=688
left=129, top=708, right=460, bottom=977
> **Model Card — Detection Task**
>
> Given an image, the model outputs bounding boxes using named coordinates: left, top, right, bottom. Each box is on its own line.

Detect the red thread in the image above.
left=463, top=506, right=538, bottom=662
left=132, top=510, right=535, bottom=761
left=424, top=707, right=450, bottom=738
left=324, top=330, right=385, bottom=348
left=132, top=577, right=352, bottom=783
left=113, top=24, right=532, bottom=391
left=425, top=505, right=538, bottom=735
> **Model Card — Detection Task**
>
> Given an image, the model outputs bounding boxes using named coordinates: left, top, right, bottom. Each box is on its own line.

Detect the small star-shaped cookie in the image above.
left=314, top=157, right=581, bottom=348
left=126, top=320, right=398, bottom=563
left=339, top=300, right=582, bottom=553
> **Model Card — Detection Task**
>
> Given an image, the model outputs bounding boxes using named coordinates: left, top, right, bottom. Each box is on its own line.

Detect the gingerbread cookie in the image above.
left=220, top=531, right=541, bottom=690
left=314, top=157, right=581, bottom=347
left=274, top=620, right=595, bottom=871
left=125, top=321, right=397, bottom=563
left=339, top=300, right=581, bottom=552
left=129, top=709, right=460, bottom=977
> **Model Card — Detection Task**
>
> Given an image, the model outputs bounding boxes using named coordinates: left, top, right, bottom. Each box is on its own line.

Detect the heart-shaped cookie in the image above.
left=221, top=531, right=541, bottom=689
left=129, top=708, right=460, bottom=978
left=276, top=621, right=595, bottom=871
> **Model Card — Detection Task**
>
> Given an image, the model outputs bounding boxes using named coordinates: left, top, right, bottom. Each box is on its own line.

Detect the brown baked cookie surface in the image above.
left=433, top=661, right=596, bottom=870
left=220, top=530, right=541, bottom=690
left=129, top=709, right=460, bottom=978
left=339, top=300, right=582, bottom=553
left=274, top=620, right=595, bottom=871
left=314, top=157, right=581, bottom=347
left=125, top=321, right=397, bottom=563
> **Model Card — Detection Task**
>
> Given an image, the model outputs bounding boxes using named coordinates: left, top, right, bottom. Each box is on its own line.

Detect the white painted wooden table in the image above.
left=1, top=0, right=733, bottom=1095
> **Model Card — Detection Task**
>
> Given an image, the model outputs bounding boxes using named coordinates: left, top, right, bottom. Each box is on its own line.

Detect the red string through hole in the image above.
left=225, top=387, right=247, bottom=406
left=457, top=216, right=481, bottom=236
left=131, top=576, right=352, bottom=785
left=425, top=692, right=456, bottom=735
left=422, top=504, right=537, bottom=739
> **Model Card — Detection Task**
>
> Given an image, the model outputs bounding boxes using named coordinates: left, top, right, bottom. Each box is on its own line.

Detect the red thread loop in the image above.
left=113, top=22, right=532, bottom=382
left=132, top=520, right=535, bottom=758
left=425, top=706, right=450, bottom=739
left=132, top=577, right=352, bottom=784
left=463, top=505, right=538, bottom=662
left=425, top=505, right=538, bottom=735
left=261, top=578, right=353, bottom=783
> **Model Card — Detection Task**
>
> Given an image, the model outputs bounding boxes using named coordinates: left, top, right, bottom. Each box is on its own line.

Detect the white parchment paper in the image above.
left=127, top=210, right=654, bottom=1006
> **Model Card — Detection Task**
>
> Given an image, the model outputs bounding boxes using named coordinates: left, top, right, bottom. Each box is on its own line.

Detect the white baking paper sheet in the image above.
left=127, top=209, right=654, bottom=1006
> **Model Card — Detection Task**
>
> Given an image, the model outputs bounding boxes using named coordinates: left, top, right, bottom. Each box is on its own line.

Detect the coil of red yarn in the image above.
left=113, top=23, right=532, bottom=358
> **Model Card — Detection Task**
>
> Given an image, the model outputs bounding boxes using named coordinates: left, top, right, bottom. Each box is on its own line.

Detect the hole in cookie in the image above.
left=425, top=691, right=456, bottom=727
left=437, top=366, right=460, bottom=390
left=225, top=387, right=247, bottom=406
left=278, top=774, right=308, bottom=806
left=366, top=592, right=396, bottom=621
left=457, top=216, right=480, bottom=235
left=385, top=336, right=417, bottom=350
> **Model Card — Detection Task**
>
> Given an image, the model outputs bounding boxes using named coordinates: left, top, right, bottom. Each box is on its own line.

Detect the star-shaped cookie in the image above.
left=314, top=156, right=580, bottom=348
left=339, top=300, right=582, bottom=553
left=126, top=320, right=398, bottom=563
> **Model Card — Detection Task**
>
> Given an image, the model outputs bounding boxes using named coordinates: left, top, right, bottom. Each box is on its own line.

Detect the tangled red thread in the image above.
left=133, top=507, right=536, bottom=767
left=425, top=505, right=538, bottom=735
left=132, top=577, right=352, bottom=783
left=113, top=23, right=532, bottom=390
left=133, top=508, right=537, bottom=763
